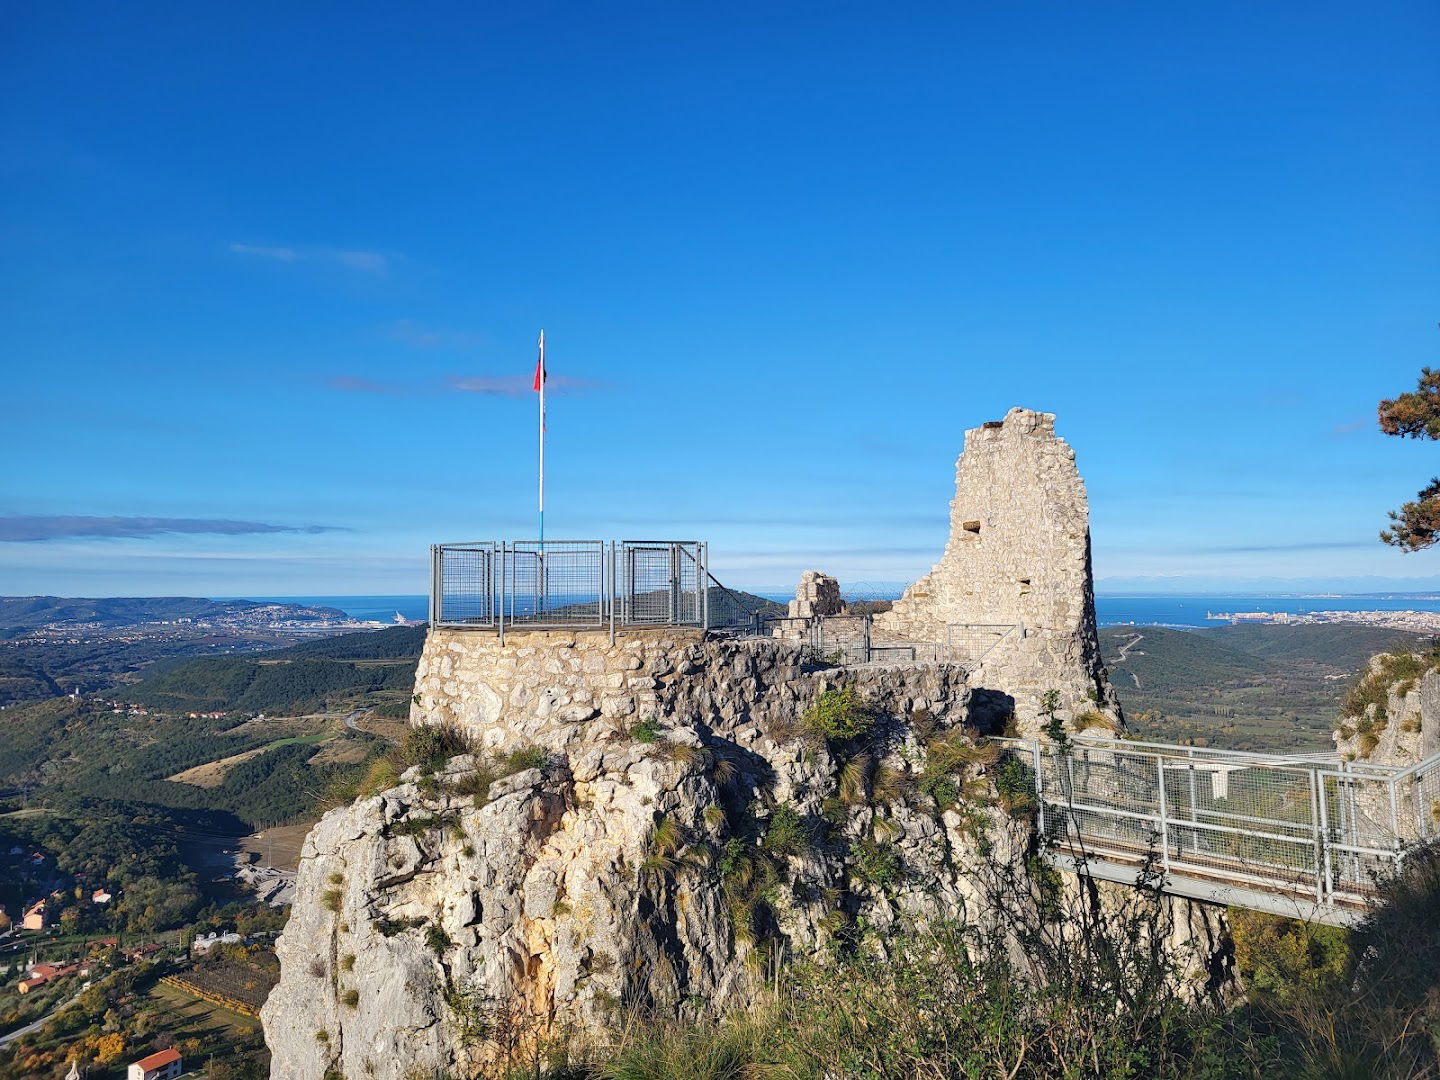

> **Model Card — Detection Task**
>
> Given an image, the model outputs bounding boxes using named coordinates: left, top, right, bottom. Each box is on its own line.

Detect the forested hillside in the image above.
left=1104, top=622, right=1426, bottom=750
left=125, top=625, right=424, bottom=713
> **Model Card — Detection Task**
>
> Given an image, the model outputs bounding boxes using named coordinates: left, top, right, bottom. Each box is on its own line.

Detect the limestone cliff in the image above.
left=263, top=412, right=1181, bottom=1080
left=1334, top=651, right=1440, bottom=766
left=264, top=632, right=1011, bottom=1078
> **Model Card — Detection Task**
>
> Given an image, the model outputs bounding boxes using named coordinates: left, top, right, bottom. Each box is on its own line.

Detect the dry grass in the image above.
left=1074, top=709, right=1118, bottom=734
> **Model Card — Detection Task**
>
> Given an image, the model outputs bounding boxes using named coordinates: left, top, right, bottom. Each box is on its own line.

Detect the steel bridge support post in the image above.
left=1186, top=748, right=1199, bottom=856
left=1415, top=774, right=1426, bottom=842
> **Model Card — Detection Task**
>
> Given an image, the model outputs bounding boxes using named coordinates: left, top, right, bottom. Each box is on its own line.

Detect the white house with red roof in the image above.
left=127, top=1046, right=182, bottom=1079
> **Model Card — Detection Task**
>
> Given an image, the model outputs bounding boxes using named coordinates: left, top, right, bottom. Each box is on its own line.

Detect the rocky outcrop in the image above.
left=874, top=407, right=1119, bottom=735
left=264, top=412, right=1207, bottom=1079
left=265, top=632, right=1016, bottom=1079
left=1334, top=652, right=1440, bottom=766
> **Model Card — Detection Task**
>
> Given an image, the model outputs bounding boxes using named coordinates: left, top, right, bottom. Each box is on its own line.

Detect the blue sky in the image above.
left=2, top=3, right=1438, bottom=597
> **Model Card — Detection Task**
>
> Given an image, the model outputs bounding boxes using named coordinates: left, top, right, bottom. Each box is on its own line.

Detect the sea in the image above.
left=237, top=593, right=1440, bottom=630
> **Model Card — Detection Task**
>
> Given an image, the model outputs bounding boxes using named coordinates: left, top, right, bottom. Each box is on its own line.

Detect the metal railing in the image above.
left=727, top=614, right=1022, bottom=668
left=430, top=540, right=708, bottom=636
left=1000, top=734, right=1440, bottom=918
left=946, top=623, right=1023, bottom=665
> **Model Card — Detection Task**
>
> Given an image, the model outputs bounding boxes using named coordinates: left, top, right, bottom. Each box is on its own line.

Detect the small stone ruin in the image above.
left=788, top=570, right=844, bottom=620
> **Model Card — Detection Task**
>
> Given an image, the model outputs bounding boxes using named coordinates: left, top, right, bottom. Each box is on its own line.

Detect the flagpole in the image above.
left=538, top=329, right=545, bottom=551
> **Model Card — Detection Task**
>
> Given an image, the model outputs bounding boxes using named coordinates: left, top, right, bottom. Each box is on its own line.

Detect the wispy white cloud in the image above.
left=324, top=375, right=411, bottom=396
left=229, top=243, right=299, bottom=262
left=229, top=242, right=390, bottom=275
left=446, top=373, right=606, bottom=398
left=1330, top=416, right=1373, bottom=438
left=335, top=250, right=387, bottom=273
left=323, top=371, right=610, bottom=398
left=387, top=320, right=488, bottom=350
left=0, top=515, right=345, bottom=542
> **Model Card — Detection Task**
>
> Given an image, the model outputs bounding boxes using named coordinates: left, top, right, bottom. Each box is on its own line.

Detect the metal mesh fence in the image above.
left=1003, top=737, right=1440, bottom=913
left=503, top=541, right=605, bottom=627
left=946, top=623, right=1021, bottom=665
left=619, top=541, right=704, bottom=626
left=433, top=543, right=497, bottom=626
left=430, top=540, right=707, bottom=631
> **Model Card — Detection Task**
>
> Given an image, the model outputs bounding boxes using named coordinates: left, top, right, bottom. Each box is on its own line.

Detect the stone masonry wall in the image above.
left=874, top=407, right=1119, bottom=734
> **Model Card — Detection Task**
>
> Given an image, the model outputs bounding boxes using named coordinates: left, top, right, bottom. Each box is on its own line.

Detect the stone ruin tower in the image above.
left=874, top=407, right=1119, bottom=734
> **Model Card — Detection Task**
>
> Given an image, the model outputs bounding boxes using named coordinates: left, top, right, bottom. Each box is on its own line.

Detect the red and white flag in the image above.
left=533, top=330, right=546, bottom=392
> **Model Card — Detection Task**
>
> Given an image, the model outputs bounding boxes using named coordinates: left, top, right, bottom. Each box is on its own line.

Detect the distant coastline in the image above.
left=229, top=592, right=1440, bottom=631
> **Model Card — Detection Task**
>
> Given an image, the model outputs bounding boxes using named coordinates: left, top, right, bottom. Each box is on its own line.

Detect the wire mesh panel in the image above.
left=1036, top=741, right=1326, bottom=898
left=1320, top=770, right=1403, bottom=899
left=502, top=541, right=606, bottom=626
left=1001, top=735, right=1440, bottom=918
left=620, top=541, right=704, bottom=626
left=1411, top=762, right=1440, bottom=844
left=433, top=543, right=497, bottom=626
left=945, top=624, right=1020, bottom=666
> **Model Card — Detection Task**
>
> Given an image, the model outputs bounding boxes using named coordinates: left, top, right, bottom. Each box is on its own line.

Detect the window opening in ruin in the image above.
left=962, top=520, right=981, bottom=536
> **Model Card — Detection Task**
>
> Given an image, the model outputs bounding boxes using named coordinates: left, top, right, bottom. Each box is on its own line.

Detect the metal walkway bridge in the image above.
left=999, top=735, right=1440, bottom=926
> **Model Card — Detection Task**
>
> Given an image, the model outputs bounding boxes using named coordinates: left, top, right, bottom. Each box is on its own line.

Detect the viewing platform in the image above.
left=429, top=540, right=710, bottom=639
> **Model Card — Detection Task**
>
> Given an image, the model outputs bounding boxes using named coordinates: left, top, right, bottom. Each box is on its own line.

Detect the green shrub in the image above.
left=385, top=813, right=455, bottom=838
left=1074, top=708, right=1116, bottom=733
left=993, top=755, right=1037, bottom=818
left=802, top=687, right=876, bottom=741
left=505, top=745, right=548, bottom=770
left=425, top=924, right=453, bottom=956
left=341, top=987, right=360, bottom=1009
left=321, top=888, right=343, bottom=913
left=852, top=838, right=900, bottom=887
left=373, top=915, right=425, bottom=937
left=399, top=724, right=473, bottom=774
left=643, top=814, right=687, bottom=874
left=761, top=805, right=807, bottom=858
left=631, top=718, right=663, bottom=744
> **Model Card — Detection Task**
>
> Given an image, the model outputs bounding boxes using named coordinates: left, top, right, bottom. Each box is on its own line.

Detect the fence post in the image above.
left=1186, top=748, right=1199, bottom=855
left=498, top=541, right=506, bottom=646
left=1389, top=774, right=1403, bottom=874
left=608, top=542, right=617, bottom=646
left=429, top=545, right=440, bottom=626
left=1032, top=742, right=1046, bottom=839
left=700, top=542, right=709, bottom=629
left=1309, top=767, right=1323, bottom=903
left=1156, top=758, right=1171, bottom=875
left=1416, top=773, right=1428, bottom=842
left=1317, top=771, right=1333, bottom=904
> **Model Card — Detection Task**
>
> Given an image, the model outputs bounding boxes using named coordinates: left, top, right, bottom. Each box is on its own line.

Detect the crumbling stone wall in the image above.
left=874, top=407, right=1119, bottom=734
left=788, top=570, right=843, bottom=619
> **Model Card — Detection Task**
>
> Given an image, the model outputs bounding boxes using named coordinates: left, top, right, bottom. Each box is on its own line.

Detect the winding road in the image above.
left=0, top=987, right=84, bottom=1048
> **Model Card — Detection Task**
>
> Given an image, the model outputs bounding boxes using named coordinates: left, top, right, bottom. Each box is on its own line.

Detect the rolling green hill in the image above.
left=1195, top=622, right=1423, bottom=667
left=1101, top=622, right=1428, bottom=751
left=125, top=625, right=425, bottom=714
left=1105, top=626, right=1273, bottom=691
